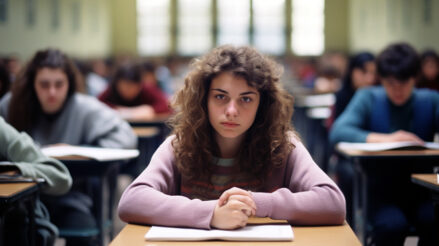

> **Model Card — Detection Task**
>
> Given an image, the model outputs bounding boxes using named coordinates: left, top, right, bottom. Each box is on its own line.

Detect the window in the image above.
left=137, top=0, right=171, bottom=56
left=177, top=0, right=212, bottom=56
left=0, top=0, right=7, bottom=23
left=291, top=0, right=324, bottom=56
left=217, top=0, right=250, bottom=46
left=253, top=0, right=285, bottom=55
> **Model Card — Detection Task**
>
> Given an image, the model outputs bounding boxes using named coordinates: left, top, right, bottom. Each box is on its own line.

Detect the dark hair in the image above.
left=106, top=63, right=143, bottom=105
left=141, top=61, right=156, bottom=74
left=334, top=52, right=375, bottom=120
left=341, top=52, right=375, bottom=90
left=0, top=62, right=10, bottom=98
left=8, top=48, right=83, bottom=132
left=377, top=43, right=420, bottom=81
left=112, top=63, right=142, bottom=84
left=169, top=45, right=294, bottom=181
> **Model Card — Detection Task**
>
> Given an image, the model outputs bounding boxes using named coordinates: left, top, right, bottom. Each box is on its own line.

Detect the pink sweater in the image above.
left=118, top=135, right=346, bottom=229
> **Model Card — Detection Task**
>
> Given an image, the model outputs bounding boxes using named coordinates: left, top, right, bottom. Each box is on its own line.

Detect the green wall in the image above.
left=110, top=0, right=137, bottom=56
left=349, top=0, right=439, bottom=53
left=0, top=0, right=112, bottom=60
left=1, top=0, right=437, bottom=59
left=325, top=0, right=349, bottom=53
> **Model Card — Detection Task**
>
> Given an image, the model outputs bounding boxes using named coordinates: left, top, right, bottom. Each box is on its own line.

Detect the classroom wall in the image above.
left=324, top=0, right=349, bottom=53
left=110, top=0, right=137, bottom=57
left=0, top=0, right=112, bottom=60
left=349, top=0, right=439, bottom=54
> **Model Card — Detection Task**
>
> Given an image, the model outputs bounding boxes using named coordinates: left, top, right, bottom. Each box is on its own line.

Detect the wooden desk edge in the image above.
left=110, top=220, right=360, bottom=246
left=411, top=174, right=439, bottom=189
left=0, top=182, right=38, bottom=198
left=337, top=148, right=439, bottom=158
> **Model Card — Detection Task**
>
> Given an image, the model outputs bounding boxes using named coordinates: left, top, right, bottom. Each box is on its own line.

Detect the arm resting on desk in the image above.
left=0, top=117, right=72, bottom=195
left=252, top=137, right=346, bottom=225
left=118, top=136, right=346, bottom=229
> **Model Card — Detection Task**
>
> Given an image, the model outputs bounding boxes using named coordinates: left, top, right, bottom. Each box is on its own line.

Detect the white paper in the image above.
left=41, top=146, right=139, bottom=161
left=337, top=141, right=439, bottom=152
left=145, top=224, right=294, bottom=241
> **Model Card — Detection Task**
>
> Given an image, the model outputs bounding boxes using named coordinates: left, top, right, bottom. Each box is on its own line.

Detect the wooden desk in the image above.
left=132, top=126, right=160, bottom=137
left=336, top=148, right=439, bottom=244
left=110, top=221, right=360, bottom=246
left=127, top=127, right=161, bottom=177
left=411, top=174, right=439, bottom=244
left=0, top=182, right=39, bottom=246
left=293, top=94, right=334, bottom=172
left=128, top=113, right=171, bottom=127
left=54, top=153, right=137, bottom=246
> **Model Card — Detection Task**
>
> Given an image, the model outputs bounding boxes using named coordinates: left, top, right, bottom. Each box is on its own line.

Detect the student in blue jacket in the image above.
left=330, top=43, right=438, bottom=246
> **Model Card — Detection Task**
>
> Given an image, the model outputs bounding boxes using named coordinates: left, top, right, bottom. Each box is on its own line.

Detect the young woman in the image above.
left=332, top=52, right=376, bottom=122
left=0, top=48, right=137, bottom=245
left=118, top=45, right=345, bottom=229
left=417, top=49, right=439, bottom=91
left=98, top=63, right=170, bottom=121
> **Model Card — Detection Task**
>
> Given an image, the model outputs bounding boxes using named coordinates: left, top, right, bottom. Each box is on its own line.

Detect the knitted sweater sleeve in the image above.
left=118, top=136, right=217, bottom=229
left=252, top=136, right=346, bottom=225
left=0, top=117, right=72, bottom=195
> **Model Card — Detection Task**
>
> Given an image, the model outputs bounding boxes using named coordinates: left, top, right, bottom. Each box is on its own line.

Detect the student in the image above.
left=332, top=52, right=376, bottom=122
left=0, top=48, right=137, bottom=246
left=417, top=49, right=439, bottom=91
left=0, top=116, right=72, bottom=246
left=98, top=63, right=170, bottom=120
left=118, top=45, right=345, bottom=229
left=330, top=43, right=438, bottom=245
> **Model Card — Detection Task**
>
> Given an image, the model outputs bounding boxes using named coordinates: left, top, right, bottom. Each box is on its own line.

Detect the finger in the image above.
left=218, top=187, right=251, bottom=205
left=228, top=194, right=257, bottom=212
left=226, top=200, right=254, bottom=216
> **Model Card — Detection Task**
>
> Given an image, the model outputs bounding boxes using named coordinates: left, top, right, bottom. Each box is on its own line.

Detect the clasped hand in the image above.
left=210, top=187, right=257, bottom=229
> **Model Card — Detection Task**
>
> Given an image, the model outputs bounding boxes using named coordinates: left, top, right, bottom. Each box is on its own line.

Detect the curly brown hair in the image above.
left=169, top=45, right=295, bottom=182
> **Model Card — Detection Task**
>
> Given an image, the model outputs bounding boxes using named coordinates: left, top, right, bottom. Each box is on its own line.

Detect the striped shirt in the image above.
left=180, top=158, right=263, bottom=200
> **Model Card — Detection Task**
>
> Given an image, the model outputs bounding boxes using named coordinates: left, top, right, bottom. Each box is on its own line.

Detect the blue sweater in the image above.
left=329, top=86, right=439, bottom=145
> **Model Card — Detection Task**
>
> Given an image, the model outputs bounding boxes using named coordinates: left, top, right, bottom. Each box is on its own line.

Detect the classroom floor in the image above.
left=54, top=174, right=420, bottom=246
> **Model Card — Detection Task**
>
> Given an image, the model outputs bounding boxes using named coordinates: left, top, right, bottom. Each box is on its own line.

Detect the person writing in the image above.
left=330, top=43, right=438, bottom=245
left=98, top=63, right=170, bottom=121
left=118, top=45, right=345, bottom=229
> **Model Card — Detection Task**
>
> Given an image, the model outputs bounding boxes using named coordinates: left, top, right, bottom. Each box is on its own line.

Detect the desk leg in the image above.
left=97, top=176, right=105, bottom=246
left=26, top=193, right=37, bottom=246
left=433, top=193, right=439, bottom=245
left=360, top=165, right=369, bottom=246
left=353, top=158, right=367, bottom=245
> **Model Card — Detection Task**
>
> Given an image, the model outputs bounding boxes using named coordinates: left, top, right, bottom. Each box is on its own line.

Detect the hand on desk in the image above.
left=211, top=187, right=257, bottom=229
left=367, top=130, right=424, bottom=144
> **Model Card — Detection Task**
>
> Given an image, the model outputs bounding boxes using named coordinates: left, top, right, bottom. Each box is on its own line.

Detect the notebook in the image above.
left=144, top=224, right=294, bottom=241
left=41, top=146, right=139, bottom=161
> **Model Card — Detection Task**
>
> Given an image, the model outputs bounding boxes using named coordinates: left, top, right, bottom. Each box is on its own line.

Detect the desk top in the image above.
left=128, top=113, right=171, bottom=127
left=0, top=182, right=38, bottom=201
left=110, top=221, right=360, bottom=246
left=132, top=126, right=160, bottom=138
left=411, top=174, right=439, bottom=192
